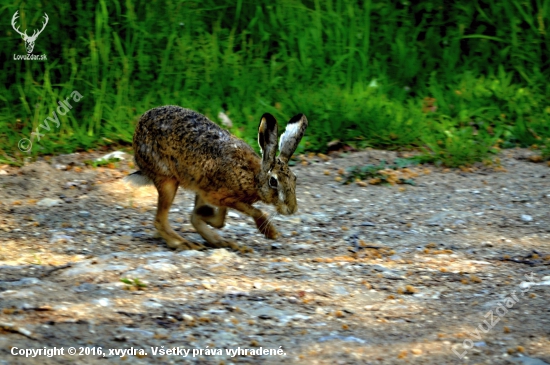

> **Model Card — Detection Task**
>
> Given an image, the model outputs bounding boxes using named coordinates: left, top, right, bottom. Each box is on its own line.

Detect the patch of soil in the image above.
left=0, top=148, right=549, bottom=365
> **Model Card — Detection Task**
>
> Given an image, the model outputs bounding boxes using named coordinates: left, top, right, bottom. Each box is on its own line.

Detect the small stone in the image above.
left=521, top=215, right=533, bottom=222
left=178, top=250, right=206, bottom=258
left=142, top=300, right=163, bottom=309
left=182, top=314, right=194, bottom=322
left=364, top=304, right=380, bottom=311
left=411, top=348, right=423, bottom=355
left=143, top=262, right=178, bottom=272
left=6, top=278, right=42, bottom=286
left=37, top=198, right=63, bottom=207
left=49, top=234, right=74, bottom=244
left=360, top=221, right=376, bottom=226
left=209, top=249, right=239, bottom=263
left=78, top=211, right=91, bottom=217
left=74, top=283, right=97, bottom=293
left=96, top=151, right=127, bottom=161
left=318, top=334, right=366, bottom=344
left=332, top=286, right=349, bottom=295
left=94, top=298, right=111, bottom=307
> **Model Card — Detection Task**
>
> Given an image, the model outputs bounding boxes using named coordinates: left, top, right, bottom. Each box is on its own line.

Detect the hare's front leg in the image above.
left=191, top=195, right=239, bottom=250
left=231, top=202, right=280, bottom=240
left=154, top=178, right=204, bottom=250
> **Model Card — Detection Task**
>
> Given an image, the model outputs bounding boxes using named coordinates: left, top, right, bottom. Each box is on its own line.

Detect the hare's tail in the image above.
left=124, top=171, right=153, bottom=187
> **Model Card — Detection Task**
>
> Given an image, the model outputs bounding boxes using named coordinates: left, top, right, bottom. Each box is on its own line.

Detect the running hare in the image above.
left=126, top=105, right=308, bottom=250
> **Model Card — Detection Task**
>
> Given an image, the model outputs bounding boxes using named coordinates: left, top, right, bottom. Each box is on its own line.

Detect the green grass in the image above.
left=1, top=0, right=549, bottom=167
left=343, top=158, right=419, bottom=185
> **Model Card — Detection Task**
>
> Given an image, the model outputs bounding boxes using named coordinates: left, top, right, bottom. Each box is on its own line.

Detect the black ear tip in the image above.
left=288, top=113, right=305, bottom=124
left=260, top=113, right=277, bottom=129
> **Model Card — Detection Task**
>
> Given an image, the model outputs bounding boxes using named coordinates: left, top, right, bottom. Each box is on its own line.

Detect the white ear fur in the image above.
left=278, top=114, right=308, bottom=162
left=278, top=121, right=301, bottom=151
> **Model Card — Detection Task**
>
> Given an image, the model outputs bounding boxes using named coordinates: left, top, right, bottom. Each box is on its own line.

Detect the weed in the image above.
left=120, top=278, right=147, bottom=290
left=343, top=158, right=419, bottom=185
left=83, top=157, right=121, bottom=168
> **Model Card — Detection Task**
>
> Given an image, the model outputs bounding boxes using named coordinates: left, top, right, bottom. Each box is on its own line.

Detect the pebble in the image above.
left=142, top=300, right=163, bottom=309
left=332, top=286, right=350, bottom=296
left=521, top=214, right=533, bottom=222
left=37, top=198, right=63, bottom=207
left=62, top=263, right=129, bottom=277
left=122, top=268, right=151, bottom=279
left=96, top=151, right=127, bottom=161
left=287, top=296, right=298, bottom=304
left=364, top=304, right=381, bottom=311
left=178, top=250, right=206, bottom=258
left=120, top=327, right=154, bottom=337
left=208, top=249, right=239, bottom=263
left=143, top=262, right=179, bottom=273
left=49, top=234, right=74, bottom=244
left=318, top=334, right=366, bottom=344
left=93, top=298, right=111, bottom=307
left=228, top=211, right=240, bottom=218
left=2, top=277, right=42, bottom=286
left=73, top=283, right=97, bottom=293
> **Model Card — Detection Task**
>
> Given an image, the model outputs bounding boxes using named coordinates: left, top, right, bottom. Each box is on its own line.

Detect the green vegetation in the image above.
left=120, top=277, right=147, bottom=290
left=343, top=158, right=419, bottom=185
left=1, top=0, right=549, bottom=167
left=83, top=156, right=121, bottom=168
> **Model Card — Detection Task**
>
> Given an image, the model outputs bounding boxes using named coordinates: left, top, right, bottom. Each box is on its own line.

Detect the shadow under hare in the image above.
left=126, top=105, right=308, bottom=251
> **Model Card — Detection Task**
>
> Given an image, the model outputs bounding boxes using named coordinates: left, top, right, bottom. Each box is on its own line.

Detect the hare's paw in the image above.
left=154, top=225, right=205, bottom=251
left=209, top=239, right=241, bottom=251
left=172, top=239, right=206, bottom=251
left=261, top=224, right=280, bottom=240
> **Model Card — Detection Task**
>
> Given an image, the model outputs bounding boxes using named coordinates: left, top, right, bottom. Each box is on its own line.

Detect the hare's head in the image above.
left=257, top=113, right=308, bottom=215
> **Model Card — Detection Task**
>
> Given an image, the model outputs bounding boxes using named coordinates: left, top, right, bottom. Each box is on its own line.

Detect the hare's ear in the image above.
left=278, top=113, right=308, bottom=162
left=258, top=113, right=278, bottom=171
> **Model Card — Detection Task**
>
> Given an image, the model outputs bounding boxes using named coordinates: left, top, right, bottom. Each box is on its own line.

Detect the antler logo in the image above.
left=11, top=10, right=49, bottom=54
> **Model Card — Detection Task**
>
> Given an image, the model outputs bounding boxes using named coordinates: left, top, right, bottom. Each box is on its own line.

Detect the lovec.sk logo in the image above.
left=12, top=10, right=48, bottom=61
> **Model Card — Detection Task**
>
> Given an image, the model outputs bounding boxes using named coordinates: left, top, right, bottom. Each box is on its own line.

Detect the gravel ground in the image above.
left=0, top=148, right=549, bottom=365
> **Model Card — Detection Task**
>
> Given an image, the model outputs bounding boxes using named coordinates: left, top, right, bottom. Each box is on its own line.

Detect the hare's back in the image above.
left=135, top=105, right=233, bottom=150
left=133, top=106, right=240, bottom=176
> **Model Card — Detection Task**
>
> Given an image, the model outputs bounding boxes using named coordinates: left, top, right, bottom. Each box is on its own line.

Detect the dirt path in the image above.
left=0, top=148, right=549, bottom=365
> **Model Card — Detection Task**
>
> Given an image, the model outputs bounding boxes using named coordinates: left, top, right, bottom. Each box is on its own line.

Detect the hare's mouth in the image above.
left=276, top=204, right=297, bottom=215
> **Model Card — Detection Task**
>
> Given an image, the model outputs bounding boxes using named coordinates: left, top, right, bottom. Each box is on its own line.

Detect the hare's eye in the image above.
left=269, top=176, right=278, bottom=189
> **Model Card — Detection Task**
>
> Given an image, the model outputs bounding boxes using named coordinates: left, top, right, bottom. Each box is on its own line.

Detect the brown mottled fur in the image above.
left=127, top=105, right=308, bottom=250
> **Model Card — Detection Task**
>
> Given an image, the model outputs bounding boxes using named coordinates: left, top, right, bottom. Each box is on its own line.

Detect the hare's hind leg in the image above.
left=191, top=195, right=238, bottom=250
left=194, top=195, right=227, bottom=228
left=154, top=178, right=204, bottom=250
